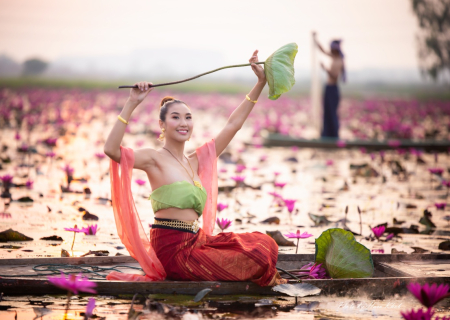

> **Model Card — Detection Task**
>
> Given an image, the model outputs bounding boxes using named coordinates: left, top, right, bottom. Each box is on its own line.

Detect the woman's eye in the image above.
left=187, top=117, right=192, bottom=119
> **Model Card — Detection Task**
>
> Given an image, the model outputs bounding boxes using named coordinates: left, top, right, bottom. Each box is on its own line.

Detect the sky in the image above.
left=0, top=0, right=419, bottom=73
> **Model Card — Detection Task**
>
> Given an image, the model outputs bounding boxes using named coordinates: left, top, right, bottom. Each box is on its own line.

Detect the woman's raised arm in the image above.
left=104, top=81, right=154, bottom=167
left=214, top=50, right=266, bottom=157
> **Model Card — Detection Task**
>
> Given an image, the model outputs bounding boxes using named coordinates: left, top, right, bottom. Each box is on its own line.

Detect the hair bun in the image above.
left=160, top=96, right=176, bottom=108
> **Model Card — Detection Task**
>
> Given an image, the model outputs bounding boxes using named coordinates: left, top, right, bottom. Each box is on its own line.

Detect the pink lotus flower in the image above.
left=386, top=233, right=394, bottom=241
left=0, top=174, right=13, bottom=184
left=25, top=179, right=34, bottom=189
left=268, top=191, right=282, bottom=198
left=336, top=140, right=346, bottom=148
left=283, top=199, right=297, bottom=213
left=95, top=152, right=106, bottom=159
left=231, top=176, right=245, bottom=184
left=325, top=160, right=334, bottom=166
left=442, top=180, right=450, bottom=188
left=216, top=218, right=232, bottom=232
left=236, top=164, right=246, bottom=173
left=61, top=164, right=74, bottom=176
left=219, top=168, right=228, bottom=173
left=64, top=226, right=83, bottom=233
left=435, top=203, right=446, bottom=210
left=372, top=249, right=385, bottom=253
left=14, top=131, right=21, bottom=141
left=135, top=179, right=146, bottom=186
left=407, top=282, right=450, bottom=308
left=294, top=262, right=329, bottom=279
left=274, top=182, right=287, bottom=188
left=372, top=225, right=385, bottom=239
left=429, top=168, right=444, bottom=176
left=46, top=151, right=56, bottom=158
left=274, top=171, right=280, bottom=177
left=47, top=272, right=97, bottom=295
left=44, top=138, right=58, bottom=147
left=217, top=203, right=229, bottom=212
left=85, top=298, right=96, bottom=318
left=81, top=224, right=98, bottom=235
left=400, top=307, right=434, bottom=320
left=284, top=230, right=313, bottom=254
left=259, top=155, right=267, bottom=162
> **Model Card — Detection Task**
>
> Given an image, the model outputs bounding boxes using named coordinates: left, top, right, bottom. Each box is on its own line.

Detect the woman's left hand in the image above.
left=250, top=50, right=266, bottom=83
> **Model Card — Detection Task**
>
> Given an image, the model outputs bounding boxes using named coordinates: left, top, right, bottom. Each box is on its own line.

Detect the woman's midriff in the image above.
left=154, top=207, right=199, bottom=222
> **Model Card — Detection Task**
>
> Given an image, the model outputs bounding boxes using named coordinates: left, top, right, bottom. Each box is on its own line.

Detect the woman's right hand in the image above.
left=128, top=81, right=154, bottom=104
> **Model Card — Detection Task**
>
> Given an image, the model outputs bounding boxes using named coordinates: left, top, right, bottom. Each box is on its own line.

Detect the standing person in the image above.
left=313, top=33, right=346, bottom=138
left=103, top=50, right=288, bottom=286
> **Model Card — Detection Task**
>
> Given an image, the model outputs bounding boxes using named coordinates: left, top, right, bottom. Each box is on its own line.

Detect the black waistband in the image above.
left=151, top=218, right=197, bottom=234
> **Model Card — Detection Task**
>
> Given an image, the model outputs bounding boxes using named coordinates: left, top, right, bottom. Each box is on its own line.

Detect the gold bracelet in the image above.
left=117, top=115, right=129, bottom=125
left=246, top=94, right=257, bottom=104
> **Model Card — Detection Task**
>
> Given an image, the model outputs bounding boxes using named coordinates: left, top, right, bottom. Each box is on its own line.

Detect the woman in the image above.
left=313, top=33, right=346, bottom=138
left=103, top=50, right=287, bottom=286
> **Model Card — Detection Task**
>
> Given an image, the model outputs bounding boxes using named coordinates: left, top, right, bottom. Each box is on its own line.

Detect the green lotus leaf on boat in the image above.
left=264, top=43, right=298, bottom=100
left=315, top=228, right=374, bottom=278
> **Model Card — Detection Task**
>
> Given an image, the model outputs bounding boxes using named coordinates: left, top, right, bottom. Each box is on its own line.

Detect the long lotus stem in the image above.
left=118, top=62, right=265, bottom=88
left=295, top=239, right=299, bottom=254
left=64, top=291, right=72, bottom=320
left=71, top=232, right=76, bottom=251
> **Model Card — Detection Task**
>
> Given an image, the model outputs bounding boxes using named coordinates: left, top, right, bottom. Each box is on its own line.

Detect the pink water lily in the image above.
left=372, top=225, right=386, bottom=239
left=385, top=233, right=394, bottom=241
left=429, top=168, right=444, bottom=176
left=407, top=282, right=450, bottom=308
left=217, top=203, right=229, bottom=212
left=435, top=203, right=446, bottom=210
left=47, top=272, right=97, bottom=295
left=81, top=224, right=98, bottom=235
left=231, top=176, right=245, bottom=185
left=61, top=164, right=74, bottom=176
left=235, top=164, right=246, bottom=173
left=293, top=262, right=328, bottom=279
left=85, top=298, right=96, bottom=319
left=216, top=218, right=232, bottom=232
left=219, top=168, right=228, bottom=173
left=46, top=151, right=56, bottom=158
left=284, top=230, right=313, bottom=254
left=0, top=174, right=13, bottom=184
left=336, top=140, right=346, bottom=148
left=25, top=179, right=34, bottom=189
left=274, top=182, right=287, bottom=188
left=325, top=159, right=334, bottom=166
left=14, top=131, right=21, bottom=140
left=135, top=179, right=146, bottom=186
left=400, top=307, right=434, bottom=320
left=64, top=226, right=83, bottom=233
left=95, top=152, right=106, bottom=159
left=282, top=199, right=297, bottom=213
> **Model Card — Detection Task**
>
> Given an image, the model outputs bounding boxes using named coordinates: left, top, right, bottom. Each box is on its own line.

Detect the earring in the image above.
left=158, top=128, right=165, bottom=142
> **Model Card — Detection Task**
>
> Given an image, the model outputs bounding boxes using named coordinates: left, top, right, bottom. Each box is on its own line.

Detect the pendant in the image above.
left=193, top=180, right=203, bottom=189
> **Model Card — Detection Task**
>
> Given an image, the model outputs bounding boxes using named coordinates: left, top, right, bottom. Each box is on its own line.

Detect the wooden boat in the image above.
left=1, top=253, right=450, bottom=297
left=258, top=132, right=450, bottom=151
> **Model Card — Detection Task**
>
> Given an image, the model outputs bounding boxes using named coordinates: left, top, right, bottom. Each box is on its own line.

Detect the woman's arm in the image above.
left=214, top=50, right=266, bottom=157
left=104, top=81, right=154, bottom=170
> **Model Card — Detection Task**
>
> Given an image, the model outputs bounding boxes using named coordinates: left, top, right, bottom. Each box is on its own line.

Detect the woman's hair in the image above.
left=159, top=96, right=190, bottom=121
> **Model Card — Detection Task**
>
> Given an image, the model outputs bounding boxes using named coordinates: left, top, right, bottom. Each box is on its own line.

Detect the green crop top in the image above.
left=148, top=181, right=207, bottom=217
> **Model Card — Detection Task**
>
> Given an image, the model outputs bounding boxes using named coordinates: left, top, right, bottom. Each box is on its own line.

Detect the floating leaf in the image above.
left=315, top=228, right=374, bottom=278
left=193, top=288, right=212, bottom=302
left=261, top=217, right=280, bottom=224
left=308, top=213, right=331, bottom=226
left=266, top=231, right=295, bottom=246
left=0, top=229, right=33, bottom=242
left=272, top=283, right=321, bottom=297
left=40, top=235, right=63, bottom=241
left=16, top=196, right=33, bottom=202
left=264, top=43, right=298, bottom=100
left=439, top=240, right=450, bottom=251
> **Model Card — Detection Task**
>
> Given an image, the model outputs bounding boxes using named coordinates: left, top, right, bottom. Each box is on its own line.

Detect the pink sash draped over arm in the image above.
left=106, top=140, right=218, bottom=281
left=106, top=145, right=166, bottom=281
left=196, top=138, right=218, bottom=236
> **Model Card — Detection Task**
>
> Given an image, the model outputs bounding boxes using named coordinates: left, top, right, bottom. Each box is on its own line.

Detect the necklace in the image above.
left=162, top=147, right=203, bottom=189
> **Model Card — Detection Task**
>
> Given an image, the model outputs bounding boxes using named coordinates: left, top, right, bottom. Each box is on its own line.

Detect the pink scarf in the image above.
left=106, top=139, right=218, bottom=281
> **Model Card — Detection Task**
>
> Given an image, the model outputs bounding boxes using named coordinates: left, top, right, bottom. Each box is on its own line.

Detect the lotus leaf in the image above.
left=315, top=228, right=374, bottom=278
left=264, top=43, right=298, bottom=100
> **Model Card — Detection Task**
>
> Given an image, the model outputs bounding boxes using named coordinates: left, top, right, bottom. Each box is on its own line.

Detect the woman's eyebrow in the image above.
left=170, top=112, right=192, bottom=116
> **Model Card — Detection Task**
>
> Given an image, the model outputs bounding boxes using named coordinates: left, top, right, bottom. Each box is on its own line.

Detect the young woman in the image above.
left=103, top=50, right=287, bottom=286
left=313, top=33, right=346, bottom=139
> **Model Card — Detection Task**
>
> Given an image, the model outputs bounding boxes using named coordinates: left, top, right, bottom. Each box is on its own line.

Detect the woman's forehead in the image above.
left=169, top=103, right=191, bottom=114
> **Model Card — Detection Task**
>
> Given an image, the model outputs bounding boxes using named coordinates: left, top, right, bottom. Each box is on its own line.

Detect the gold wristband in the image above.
left=246, top=94, right=257, bottom=104
left=118, top=115, right=129, bottom=125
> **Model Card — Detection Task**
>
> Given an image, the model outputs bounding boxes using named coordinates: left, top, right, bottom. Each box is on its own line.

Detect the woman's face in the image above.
left=160, top=103, right=193, bottom=142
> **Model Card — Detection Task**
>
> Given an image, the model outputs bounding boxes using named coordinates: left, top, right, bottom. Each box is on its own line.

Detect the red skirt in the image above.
left=150, top=227, right=285, bottom=287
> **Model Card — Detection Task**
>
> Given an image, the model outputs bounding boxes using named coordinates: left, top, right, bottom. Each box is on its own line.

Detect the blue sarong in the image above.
left=321, top=84, right=340, bottom=138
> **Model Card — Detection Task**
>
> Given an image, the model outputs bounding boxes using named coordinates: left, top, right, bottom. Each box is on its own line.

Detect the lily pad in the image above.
left=271, top=283, right=321, bottom=297
left=315, top=228, right=374, bottom=278
left=264, top=43, right=298, bottom=100
left=0, top=229, right=33, bottom=242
